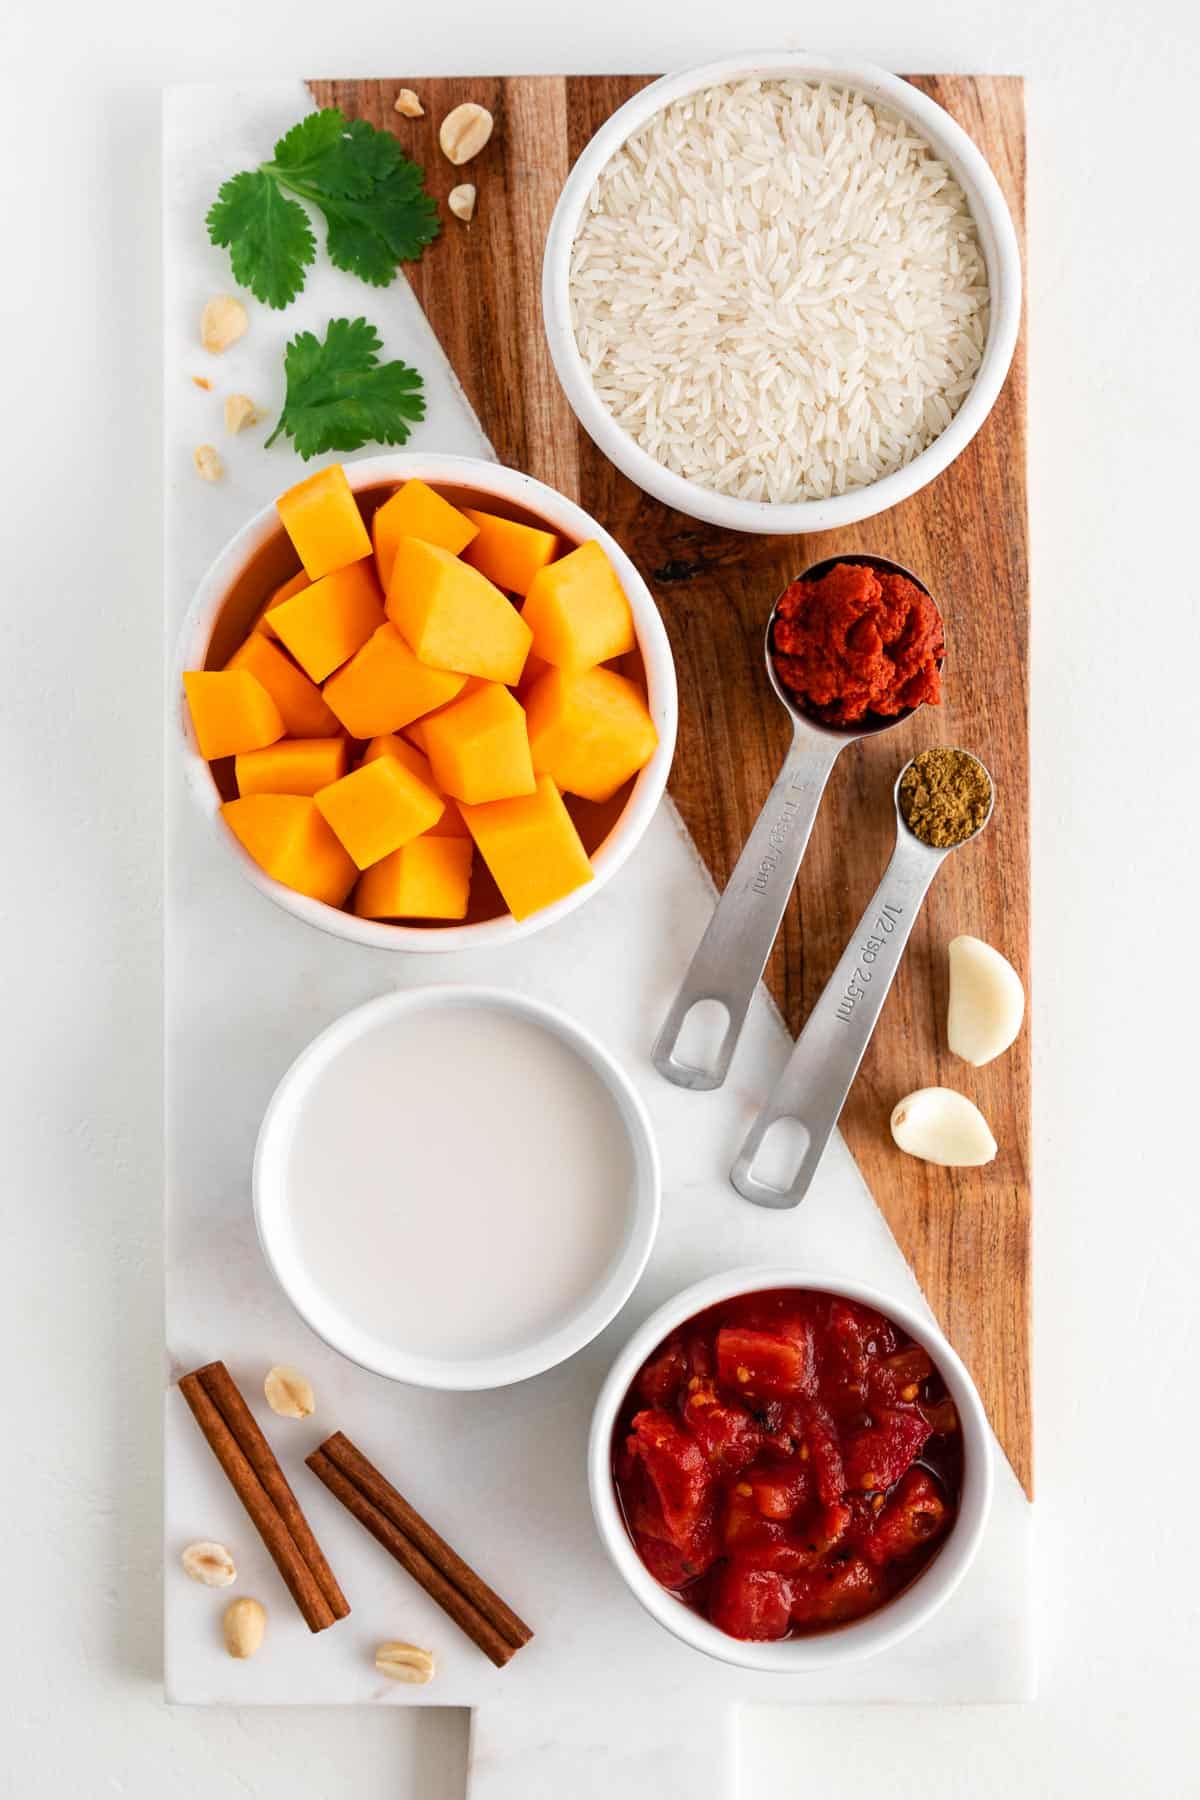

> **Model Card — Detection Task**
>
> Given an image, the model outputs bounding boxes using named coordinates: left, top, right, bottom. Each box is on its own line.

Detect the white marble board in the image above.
left=163, top=81, right=1033, bottom=1799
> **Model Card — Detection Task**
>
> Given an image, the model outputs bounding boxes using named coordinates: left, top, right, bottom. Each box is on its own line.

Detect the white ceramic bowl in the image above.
left=544, top=53, right=1022, bottom=536
left=254, top=985, right=661, bottom=1389
left=174, top=453, right=677, bottom=951
left=589, top=1266, right=992, bottom=1671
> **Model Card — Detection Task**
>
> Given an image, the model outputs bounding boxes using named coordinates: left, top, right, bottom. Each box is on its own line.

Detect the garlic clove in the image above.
left=947, top=935, right=1025, bottom=1067
left=890, top=1087, right=997, bottom=1167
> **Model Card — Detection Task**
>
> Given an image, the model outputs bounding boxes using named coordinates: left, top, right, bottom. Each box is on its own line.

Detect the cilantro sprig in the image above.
left=208, top=110, right=440, bottom=309
left=265, top=318, right=426, bottom=459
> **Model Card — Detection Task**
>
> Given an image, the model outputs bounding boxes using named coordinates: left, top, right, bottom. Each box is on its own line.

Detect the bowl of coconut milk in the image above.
left=253, top=986, right=661, bottom=1389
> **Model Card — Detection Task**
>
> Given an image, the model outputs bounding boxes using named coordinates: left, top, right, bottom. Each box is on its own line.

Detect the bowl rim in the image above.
left=543, top=51, right=1022, bottom=537
left=588, top=1264, right=994, bottom=1671
left=172, top=452, right=678, bottom=951
left=253, top=983, right=662, bottom=1389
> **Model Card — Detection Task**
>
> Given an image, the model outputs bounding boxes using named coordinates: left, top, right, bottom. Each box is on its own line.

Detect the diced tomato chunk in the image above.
left=710, top=1562, right=793, bottom=1640
left=787, top=1399, right=846, bottom=1506
left=824, top=1299, right=871, bottom=1383
left=864, top=1469, right=950, bottom=1567
left=867, top=1345, right=934, bottom=1408
left=623, top=1464, right=713, bottom=1587
left=635, top=1529, right=703, bottom=1589
left=842, top=1409, right=932, bottom=1492
left=721, top=1484, right=789, bottom=1555
left=748, top=1458, right=812, bottom=1521
left=790, top=1556, right=883, bottom=1627
left=635, top=1337, right=688, bottom=1406
left=684, top=1329, right=716, bottom=1382
left=717, top=1326, right=812, bottom=1398
left=628, top=1410, right=716, bottom=1568
left=811, top=1501, right=852, bottom=1555
left=683, top=1385, right=763, bottom=1472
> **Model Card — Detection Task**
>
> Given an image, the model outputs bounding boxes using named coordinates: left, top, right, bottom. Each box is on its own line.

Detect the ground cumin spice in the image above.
left=899, top=748, right=992, bottom=847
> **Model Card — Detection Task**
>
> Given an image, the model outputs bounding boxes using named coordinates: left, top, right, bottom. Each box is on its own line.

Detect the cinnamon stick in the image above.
left=306, top=1433, right=531, bottom=1668
left=177, top=1365, right=347, bottom=1633
left=321, top=1432, right=530, bottom=1650
left=195, top=1362, right=349, bottom=1623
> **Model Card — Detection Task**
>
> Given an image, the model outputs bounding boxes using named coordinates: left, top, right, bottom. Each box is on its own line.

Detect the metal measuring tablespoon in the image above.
left=729, top=749, right=995, bottom=1210
left=653, top=554, right=943, bottom=1091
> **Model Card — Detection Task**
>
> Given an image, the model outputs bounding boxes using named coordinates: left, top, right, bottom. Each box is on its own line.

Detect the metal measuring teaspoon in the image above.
left=653, top=555, right=944, bottom=1092
left=730, top=748, right=995, bottom=1210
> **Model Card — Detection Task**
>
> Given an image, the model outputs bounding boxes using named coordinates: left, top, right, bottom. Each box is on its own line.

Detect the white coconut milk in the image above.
left=280, top=1002, right=636, bottom=1362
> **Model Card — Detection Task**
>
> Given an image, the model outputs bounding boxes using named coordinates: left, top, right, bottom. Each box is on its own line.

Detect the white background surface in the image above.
left=2, top=0, right=1196, bottom=1795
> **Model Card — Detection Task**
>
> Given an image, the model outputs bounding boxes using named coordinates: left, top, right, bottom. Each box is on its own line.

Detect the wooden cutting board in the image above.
left=308, top=73, right=1031, bottom=1498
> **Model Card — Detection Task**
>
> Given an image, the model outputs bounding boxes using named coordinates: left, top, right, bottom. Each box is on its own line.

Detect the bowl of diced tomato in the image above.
left=175, top=454, right=676, bottom=951
left=589, top=1268, right=992, bottom=1669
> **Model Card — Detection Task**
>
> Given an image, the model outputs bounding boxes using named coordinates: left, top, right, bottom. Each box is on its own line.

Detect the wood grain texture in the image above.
left=309, top=75, right=1031, bottom=1495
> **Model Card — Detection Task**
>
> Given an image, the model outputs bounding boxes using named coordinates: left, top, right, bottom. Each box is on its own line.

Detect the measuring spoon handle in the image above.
left=731, top=832, right=947, bottom=1207
left=653, top=734, right=844, bottom=1090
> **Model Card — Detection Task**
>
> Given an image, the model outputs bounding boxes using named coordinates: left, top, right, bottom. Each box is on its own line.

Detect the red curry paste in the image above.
left=613, top=1288, right=961, bottom=1640
left=772, top=562, right=944, bottom=727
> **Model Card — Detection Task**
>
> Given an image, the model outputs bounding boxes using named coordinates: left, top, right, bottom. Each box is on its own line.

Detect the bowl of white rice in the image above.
left=543, top=54, right=1021, bottom=535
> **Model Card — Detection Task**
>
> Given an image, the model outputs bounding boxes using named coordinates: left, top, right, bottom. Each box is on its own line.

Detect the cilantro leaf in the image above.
left=208, top=109, right=439, bottom=307
left=265, top=317, right=426, bottom=459
left=206, top=171, right=316, bottom=309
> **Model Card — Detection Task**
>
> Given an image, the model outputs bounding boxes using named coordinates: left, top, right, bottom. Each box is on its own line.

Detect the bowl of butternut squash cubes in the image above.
left=176, top=455, right=677, bottom=949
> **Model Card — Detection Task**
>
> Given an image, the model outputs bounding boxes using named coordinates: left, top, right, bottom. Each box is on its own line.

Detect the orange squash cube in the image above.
left=525, top=666, right=659, bottom=803
left=461, top=508, right=559, bottom=596
left=235, top=737, right=349, bottom=797
left=314, top=754, right=444, bottom=869
left=521, top=540, right=635, bottom=672
left=360, top=736, right=470, bottom=838
left=387, top=536, right=531, bottom=684
left=460, top=775, right=593, bottom=921
left=419, top=683, right=535, bottom=806
left=403, top=678, right=489, bottom=753
left=372, top=480, right=478, bottom=590
left=184, top=669, right=284, bottom=760
left=226, top=630, right=340, bottom=738
left=254, top=569, right=310, bottom=638
left=516, top=652, right=553, bottom=700
left=270, top=561, right=385, bottom=683
left=323, top=623, right=467, bottom=738
left=354, top=836, right=474, bottom=921
left=222, top=795, right=357, bottom=906
left=276, top=464, right=372, bottom=580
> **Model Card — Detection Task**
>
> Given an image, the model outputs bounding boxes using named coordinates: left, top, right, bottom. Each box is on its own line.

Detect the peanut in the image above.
left=375, top=1641, right=435, bottom=1684
left=200, top=294, right=248, bottom=354
left=223, top=1605, right=268, bottom=1656
left=263, top=1364, right=315, bottom=1420
left=181, top=1541, right=236, bottom=1588
left=224, top=394, right=262, bottom=435
left=393, top=89, right=424, bottom=118
left=223, top=1597, right=266, bottom=1659
left=447, top=184, right=476, bottom=223
left=193, top=445, right=224, bottom=483
left=438, top=103, right=493, bottom=166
